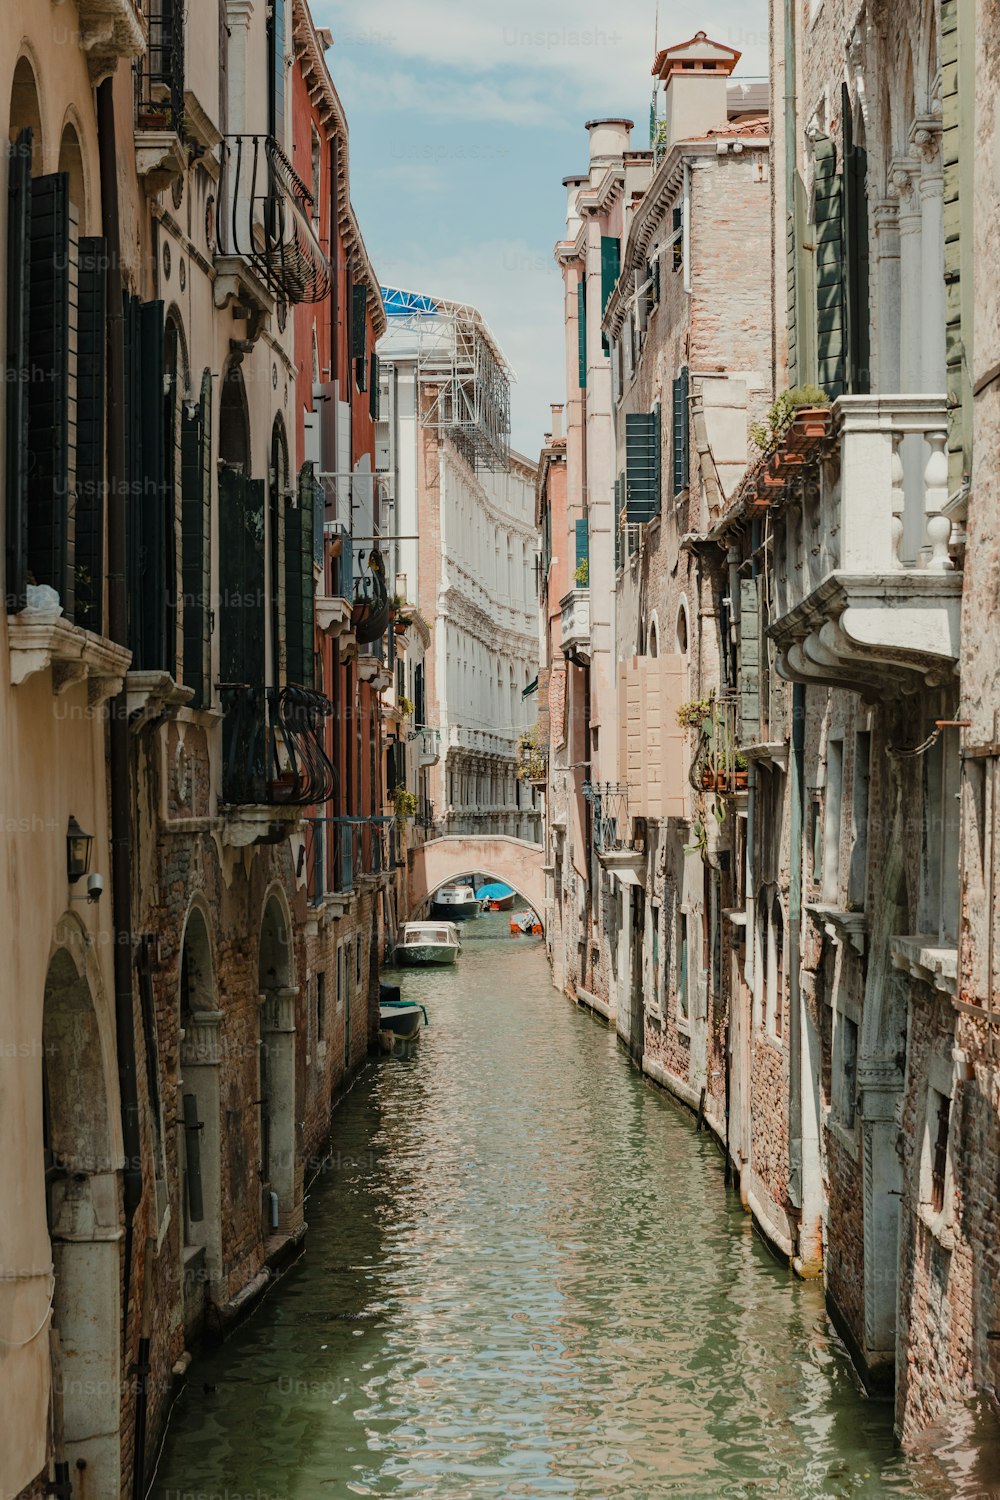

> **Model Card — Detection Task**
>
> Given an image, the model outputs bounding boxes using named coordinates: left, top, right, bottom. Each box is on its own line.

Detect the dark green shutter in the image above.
left=625, top=409, right=660, bottom=524
left=842, top=87, right=870, bottom=395
left=5, top=132, right=31, bottom=613
left=268, top=0, right=285, bottom=146
left=181, top=370, right=211, bottom=705
left=738, top=576, right=760, bottom=745
left=672, top=205, right=683, bottom=272
left=352, top=283, right=367, bottom=389
left=27, top=172, right=75, bottom=615
left=577, top=276, right=587, bottom=389
left=600, top=235, right=620, bottom=352
left=814, top=135, right=845, bottom=397
left=219, top=467, right=264, bottom=691
left=285, top=462, right=316, bottom=689
left=672, top=367, right=689, bottom=494
left=369, top=352, right=379, bottom=418
left=75, top=237, right=106, bottom=632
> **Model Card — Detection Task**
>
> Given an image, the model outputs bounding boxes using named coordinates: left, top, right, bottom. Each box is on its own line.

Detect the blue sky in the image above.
left=314, top=1, right=768, bottom=459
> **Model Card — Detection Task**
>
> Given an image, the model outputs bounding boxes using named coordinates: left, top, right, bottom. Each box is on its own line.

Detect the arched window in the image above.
left=9, top=56, right=43, bottom=170
left=57, top=122, right=86, bottom=223
left=676, top=601, right=689, bottom=656
left=755, top=887, right=769, bottom=1029
left=648, top=617, right=659, bottom=658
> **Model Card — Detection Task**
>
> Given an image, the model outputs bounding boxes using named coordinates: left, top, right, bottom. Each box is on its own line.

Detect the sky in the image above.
left=314, top=1, right=769, bottom=459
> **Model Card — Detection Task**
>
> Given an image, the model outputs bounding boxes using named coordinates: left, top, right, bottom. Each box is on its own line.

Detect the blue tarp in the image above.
left=476, top=882, right=514, bottom=902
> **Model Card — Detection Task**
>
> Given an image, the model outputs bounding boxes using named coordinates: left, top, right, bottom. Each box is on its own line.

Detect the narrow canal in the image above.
left=149, top=914, right=962, bottom=1499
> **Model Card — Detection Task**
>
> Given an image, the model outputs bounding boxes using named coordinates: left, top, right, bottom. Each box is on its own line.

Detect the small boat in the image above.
left=395, top=920, right=461, bottom=966
left=511, top=910, right=543, bottom=936
left=430, top=883, right=482, bottom=919
left=476, top=881, right=515, bottom=911
left=378, top=999, right=428, bottom=1039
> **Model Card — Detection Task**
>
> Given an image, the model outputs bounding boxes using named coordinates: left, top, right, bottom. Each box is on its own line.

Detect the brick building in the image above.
left=0, top=2, right=394, bottom=1495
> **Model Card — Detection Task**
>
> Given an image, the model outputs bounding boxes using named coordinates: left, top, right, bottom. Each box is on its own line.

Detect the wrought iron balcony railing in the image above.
left=135, top=0, right=184, bottom=133
left=304, top=815, right=400, bottom=904
left=217, top=135, right=331, bottom=305
left=220, top=684, right=336, bottom=808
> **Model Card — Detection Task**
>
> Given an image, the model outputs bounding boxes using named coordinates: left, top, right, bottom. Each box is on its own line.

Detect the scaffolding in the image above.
left=381, top=286, right=512, bottom=472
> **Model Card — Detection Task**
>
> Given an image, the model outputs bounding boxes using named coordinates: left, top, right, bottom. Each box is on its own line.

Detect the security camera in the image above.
left=86, top=872, right=104, bottom=904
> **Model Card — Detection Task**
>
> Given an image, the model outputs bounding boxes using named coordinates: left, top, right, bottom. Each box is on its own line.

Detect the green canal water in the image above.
left=149, top=913, right=969, bottom=1499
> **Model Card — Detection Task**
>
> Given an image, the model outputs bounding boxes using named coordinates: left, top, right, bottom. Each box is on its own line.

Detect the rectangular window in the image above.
left=577, top=275, right=587, bottom=389
left=651, top=907, right=660, bottom=1012
left=823, top=738, right=844, bottom=901
left=810, top=796, right=823, bottom=886
left=848, top=731, right=871, bottom=909
left=835, top=1015, right=858, bottom=1129
left=672, top=367, right=690, bottom=494
left=930, top=1090, right=951, bottom=1215
left=624, top=408, right=661, bottom=524
left=316, top=971, right=326, bottom=1042
left=678, top=912, right=689, bottom=1019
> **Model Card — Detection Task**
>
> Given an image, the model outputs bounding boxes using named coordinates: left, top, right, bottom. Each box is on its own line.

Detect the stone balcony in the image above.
left=560, top=588, right=591, bottom=665
left=78, top=0, right=145, bottom=82
left=417, top=727, right=441, bottom=767
left=768, top=395, right=962, bottom=697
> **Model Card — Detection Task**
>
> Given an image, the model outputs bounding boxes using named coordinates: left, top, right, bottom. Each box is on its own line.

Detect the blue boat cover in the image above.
left=476, top=882, right=514, bottom=901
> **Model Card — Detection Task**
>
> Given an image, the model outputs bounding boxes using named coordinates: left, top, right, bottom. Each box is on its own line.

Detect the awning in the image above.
left=521, top=676, right=538, bottom=699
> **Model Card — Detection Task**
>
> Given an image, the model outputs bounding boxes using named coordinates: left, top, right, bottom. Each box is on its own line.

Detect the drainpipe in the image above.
left=96, top=76, right=146, bottom=1494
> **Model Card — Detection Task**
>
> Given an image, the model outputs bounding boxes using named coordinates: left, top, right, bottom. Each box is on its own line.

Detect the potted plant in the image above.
left=398, top=695, right=414, bottom=720
left=516, top=724, right=548, bottom=785
left=392, top=784, right=418, bottom=824
left=574, top=557, right=590, bottom=588
left=700, top=749, right=749, bottom=791
left=676, top=697, right=713, bottom=731
left=749, top=385, right=830, bottom=454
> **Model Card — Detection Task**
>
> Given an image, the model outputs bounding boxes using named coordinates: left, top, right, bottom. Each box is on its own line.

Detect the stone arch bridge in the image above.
left=407, top=835, right=545, bottom=921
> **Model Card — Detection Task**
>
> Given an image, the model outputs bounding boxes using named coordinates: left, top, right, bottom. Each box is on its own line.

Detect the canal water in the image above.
left=149, top=913, right=966, bottom=1500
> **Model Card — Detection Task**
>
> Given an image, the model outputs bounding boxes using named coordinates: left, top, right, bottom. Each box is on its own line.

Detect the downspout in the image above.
left=96, top=76, right=146, bottom=1493
left=783, top=0, right=798, bottom=384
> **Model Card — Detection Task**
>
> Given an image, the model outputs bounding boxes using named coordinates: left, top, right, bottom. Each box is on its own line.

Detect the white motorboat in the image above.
left=430, top=883, right=482, bottom=919
left=395, top=921, right=461, bottom=966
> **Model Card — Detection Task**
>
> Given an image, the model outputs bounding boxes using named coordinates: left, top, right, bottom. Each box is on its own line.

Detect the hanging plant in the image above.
left=392, top=784, right=418, bottom=821
left=676, top=697, right=713, bottom=730
left=749, top=385, right=830, bottom=453
left=398, top=696, right=414, bottom=719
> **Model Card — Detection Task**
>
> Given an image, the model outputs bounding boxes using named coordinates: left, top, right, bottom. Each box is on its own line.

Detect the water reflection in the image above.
left=150, top=915, right=964, bottom=1499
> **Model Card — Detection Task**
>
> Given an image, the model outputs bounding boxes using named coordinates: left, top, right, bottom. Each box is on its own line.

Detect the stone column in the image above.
left=888, top=161, right=926, bottom=561
left=224, top=1, right=254, bottom=136
left=873, top=199, right=901, bottom=391
left=914, top=124, right=946, bottom=390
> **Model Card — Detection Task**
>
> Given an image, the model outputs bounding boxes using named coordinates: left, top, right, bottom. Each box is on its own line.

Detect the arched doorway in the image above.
left=258, top=894, right=298, bottom=1237
left=178, top=905, right=223, bottom=1333
left=41, top=946, right=121, bottom=1495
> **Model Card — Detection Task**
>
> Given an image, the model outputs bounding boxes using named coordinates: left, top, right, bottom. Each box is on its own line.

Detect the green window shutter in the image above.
left=369, top=352, right=379, bottom=418
left=5, top=131, right=32, bottom=613
left=27, top=172, right=75, bottom=615
left=625, top=409, right=660, bottom=524
left=738, top=576, right=760, bottom=745
left=285, top=462, right=317, bottom=689
left=672, top=367, right=689, bottom=494
left=268, top=0, right=285, bottom=146
left=75, top=237, right=107, bottom=633
left=352, top=283, right=367, bottom=389
left=842, top=86, right=870, bottom=395
left=600, top=235, right=620, bottom=352
left=614, top=476, right=622, bottom=571
left=814, top=135, right=845, bottom=398
left=575, top=518, right=589, bottom=572
left=577, top=276, right=587, bottom=389
left=219, top=470, right=265, bottom=801
left=181, top=370, right=212, bottom=706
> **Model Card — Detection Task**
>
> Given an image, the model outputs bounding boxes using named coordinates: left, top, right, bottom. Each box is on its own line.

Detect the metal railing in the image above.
left=217, top=134, right=331, bottom=304
left=691, top=694, right=746, bottom=797
left=219, top=684, right=336, bottom=807
left=583, top=782, right=632, bottom=852
left=135, top=0, right=184, bottom=132
left=323, top=522, right=353, bottom=600
left=304, top=815, right=400, bottom=905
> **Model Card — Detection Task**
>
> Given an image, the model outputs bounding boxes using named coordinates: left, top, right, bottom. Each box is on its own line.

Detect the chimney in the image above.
left=562, top=174, right=589, bottom=237
left=652, top=31, right=740, bottom=153
left=550, top=404, right=564, bottom=441
left=585, top=117, right=634, bottom=180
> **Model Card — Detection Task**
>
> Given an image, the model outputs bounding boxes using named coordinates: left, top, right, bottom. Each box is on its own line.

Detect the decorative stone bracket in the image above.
left=7, top=614, right=131, bottom=703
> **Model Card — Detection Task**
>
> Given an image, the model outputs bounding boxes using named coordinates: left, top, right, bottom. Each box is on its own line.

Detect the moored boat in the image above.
left=511, top=910, right=543, bottom=936
left=378, top=999, right=428, bottom=1038
left=395, top=920, right=461, bottom=965
left=430, top=882, right=482, bottom=919
left=476, top=881, right=515, bottom=911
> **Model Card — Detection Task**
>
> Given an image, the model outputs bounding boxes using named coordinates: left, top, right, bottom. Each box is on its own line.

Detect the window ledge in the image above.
left=806, top=903, right=868, bottom=956
left=890, top=935, right=958, bottom=995
left=221, top=805, right=301, bottom=848
left=316, top=595, right=352, bottom=636
left=918, top=1201, right=956, bottom=1250
left=754, top=1028, right=784, bottom=1056
left=126, top=669, right=194, bottom=725
left=827, top=1116, right=860, bottom=1160
left=8, top=613, right=131, bottom=702
left=741, top=740, right=789, bottom=773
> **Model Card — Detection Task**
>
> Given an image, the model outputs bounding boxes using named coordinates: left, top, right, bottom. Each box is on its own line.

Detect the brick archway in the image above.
left=407, top=835, right=545, bottom=921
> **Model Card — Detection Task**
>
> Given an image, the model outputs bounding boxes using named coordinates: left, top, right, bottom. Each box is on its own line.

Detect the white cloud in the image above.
left=319, top=0, right=769, bottom=111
